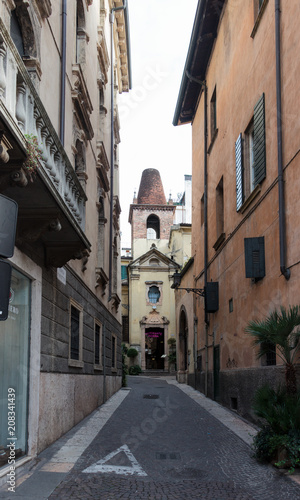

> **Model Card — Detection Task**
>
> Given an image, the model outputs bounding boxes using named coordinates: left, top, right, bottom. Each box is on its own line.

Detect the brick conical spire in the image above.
left=137, top=169, right=166, bottom=205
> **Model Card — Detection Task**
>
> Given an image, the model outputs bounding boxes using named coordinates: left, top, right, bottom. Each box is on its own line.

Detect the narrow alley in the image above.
left=1, top=376, right=299, bottom=500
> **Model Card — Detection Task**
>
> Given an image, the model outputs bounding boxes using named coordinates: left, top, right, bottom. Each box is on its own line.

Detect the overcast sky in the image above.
left=119, top=0, right=198, bottom=248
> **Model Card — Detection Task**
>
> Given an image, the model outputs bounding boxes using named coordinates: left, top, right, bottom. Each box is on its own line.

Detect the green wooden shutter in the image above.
left=235, top=133, right=244, bottom=211
left=244, top=237, right=265, bottom=279
left=205, top=281, right=219, bottom=313
left=253, top=93, right=266, bottom=186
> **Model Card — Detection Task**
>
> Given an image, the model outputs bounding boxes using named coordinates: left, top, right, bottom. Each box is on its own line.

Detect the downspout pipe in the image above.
left=60, top=0, right=67, bottom=146
left=109, top=1, right=129, bottom=301
left=275, top=0, right=290, bottom=280
left=186, top=71, right=208, bottom=395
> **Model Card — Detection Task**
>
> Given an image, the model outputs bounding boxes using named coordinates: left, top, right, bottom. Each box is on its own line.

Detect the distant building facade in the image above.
left=0, top=0, right=131, bottom=474
left=173, top=0, right=300, bottom=421
left=122, top=169, right=191, bottom=372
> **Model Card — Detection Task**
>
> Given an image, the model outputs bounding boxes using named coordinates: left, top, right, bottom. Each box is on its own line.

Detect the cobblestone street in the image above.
left=1, top=377, right=300, bottom=499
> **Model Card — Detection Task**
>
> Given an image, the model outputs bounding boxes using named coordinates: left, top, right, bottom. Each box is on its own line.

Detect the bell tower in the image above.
left=129, top=168, right=175, bottom=259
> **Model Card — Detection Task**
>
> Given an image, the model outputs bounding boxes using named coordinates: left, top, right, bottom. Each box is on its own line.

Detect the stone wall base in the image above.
left=38, top=373, right=121, bottom=453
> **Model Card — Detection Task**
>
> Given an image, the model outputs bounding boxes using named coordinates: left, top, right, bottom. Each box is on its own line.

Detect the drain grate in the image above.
left=156, top=452, right=181, bottom=460
left=143, top=394, right=159, bottom=399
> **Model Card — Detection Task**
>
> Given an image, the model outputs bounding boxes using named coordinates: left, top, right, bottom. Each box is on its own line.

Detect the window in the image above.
left=121, top=265, right=127, bottom=280
left=148, top=286, right=160, bottom=304
left=94, top=320, right=102, bottom=368
left=235, top=93, right=266, bottom=211
left=244, top=237, right=265, bottom=280
left=69, top=300, right=83, bottom=367
left=111, top=334, right=117, bottom=370
left=76, top=0, right=86, bottom=65
left=216, top=177, right=224, bottom=240
left=261, top=341, right=276, bottom=366
left=210, top=87, right=217, bottom=138
left=10, top=10, right=24, bottom=57
left=265, top=342, right=276, bottom=366
left=251, top=1, right=269, bottom=38
left=122, top=316, right=129, bottom=343
left=200, top=194, right=204, bottom=227
left=244, top=120, right=255, bottom=198
left=254, top=0, right=266, bottom=18
left=147, top=215, right=160, bottom=239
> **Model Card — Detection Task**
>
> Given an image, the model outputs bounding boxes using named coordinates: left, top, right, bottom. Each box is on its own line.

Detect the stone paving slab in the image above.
left=49, top=377, right=300, bottom=500
left=1, top=377, right=300, bottom=499
left=168, top=380, right=258, bottom=447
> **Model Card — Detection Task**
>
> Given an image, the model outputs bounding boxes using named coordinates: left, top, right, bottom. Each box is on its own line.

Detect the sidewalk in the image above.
left=0, top=377, right=299, bottom=499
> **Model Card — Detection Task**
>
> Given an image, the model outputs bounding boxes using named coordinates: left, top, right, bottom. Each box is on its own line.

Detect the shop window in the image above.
left=0, top=268, right=31, bottom=466
left=69, top=300, right=83, bottom=367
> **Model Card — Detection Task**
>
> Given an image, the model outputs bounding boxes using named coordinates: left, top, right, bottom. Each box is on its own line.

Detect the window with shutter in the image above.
left=235, top=134, right=244, bottom=211
left=235, top=94, right=266, bottom=211
left=244, top=237, right=265, bottom=280
left=253, top=93, right=266, bottom=185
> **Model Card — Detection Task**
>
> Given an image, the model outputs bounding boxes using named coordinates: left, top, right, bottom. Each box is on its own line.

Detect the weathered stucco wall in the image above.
left=188, top=0, right=300, bottom=417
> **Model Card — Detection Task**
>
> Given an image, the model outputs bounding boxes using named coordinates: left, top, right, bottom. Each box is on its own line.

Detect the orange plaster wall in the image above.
left=191, top=0, right=300, bottom=373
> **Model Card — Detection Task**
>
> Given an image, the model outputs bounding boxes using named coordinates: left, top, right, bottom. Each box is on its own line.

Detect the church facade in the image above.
left=123, top=169, right=191, bottom=372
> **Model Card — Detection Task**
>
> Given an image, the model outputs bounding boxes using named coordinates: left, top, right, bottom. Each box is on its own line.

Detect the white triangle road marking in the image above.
left=82, top=444, right=147, bottom=476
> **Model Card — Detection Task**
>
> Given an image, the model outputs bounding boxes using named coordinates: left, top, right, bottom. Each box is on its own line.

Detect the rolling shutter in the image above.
left=235, top=133, right=244, bottom=211
left=253, top=93, right=266, bottom=186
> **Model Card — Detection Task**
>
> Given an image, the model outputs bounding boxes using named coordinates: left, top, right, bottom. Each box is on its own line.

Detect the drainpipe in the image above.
left=275, top=0, right=290, bottom=280
left=60, top=0, right=67, bottom=146
left=109, top=1, right=129, bottom=301
left=186, top=71, right=208, bottom=395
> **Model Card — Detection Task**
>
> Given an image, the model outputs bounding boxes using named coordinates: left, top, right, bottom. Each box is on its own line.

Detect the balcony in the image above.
left=0, top=20, right=91, bottom=267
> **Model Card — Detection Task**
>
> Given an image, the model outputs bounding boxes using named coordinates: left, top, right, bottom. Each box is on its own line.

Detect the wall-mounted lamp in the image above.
left=171, top=271, right=219, bottom=313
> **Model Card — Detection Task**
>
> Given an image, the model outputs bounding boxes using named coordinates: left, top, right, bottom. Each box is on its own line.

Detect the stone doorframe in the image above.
left=140, top=309, right=169, bottom=371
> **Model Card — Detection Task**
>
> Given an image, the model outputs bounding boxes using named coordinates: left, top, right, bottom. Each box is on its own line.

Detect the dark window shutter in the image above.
left=235, top=133, right=244, bottom=211
left=244, top=237, right=265, bottom=279
left=253, top=93, right=266, bottom=186
left=205, top=282, right=219, bottom=313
